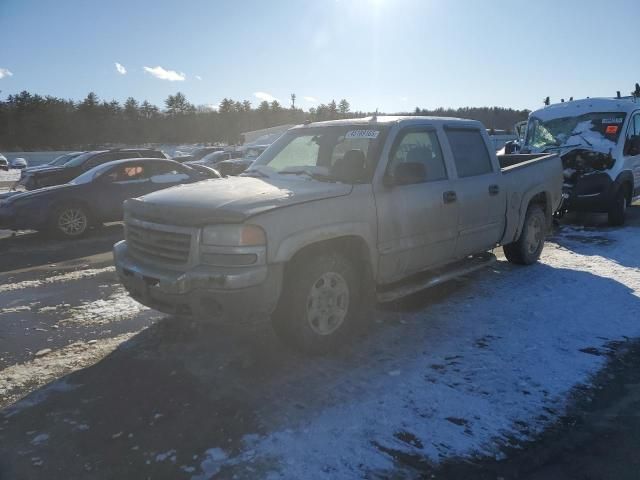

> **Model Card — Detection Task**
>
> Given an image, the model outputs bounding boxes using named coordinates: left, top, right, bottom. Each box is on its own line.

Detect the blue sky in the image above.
left=0, top=0, right=638, bottom=112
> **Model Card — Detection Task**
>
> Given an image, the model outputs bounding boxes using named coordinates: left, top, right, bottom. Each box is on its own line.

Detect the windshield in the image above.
left=64, top=151, right=99, bottom=168
left=525, top=112, right=626, bottom=151
left=249, top=125, right=387, bottom=180
left=51, top=152, right=80, bottom=166
left=69, top=162, right=111, bottom=184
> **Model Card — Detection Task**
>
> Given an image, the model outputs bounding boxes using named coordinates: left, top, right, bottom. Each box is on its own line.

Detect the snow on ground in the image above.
left=198, top=225, right=640, bottom=479
left=0, top=333, right=135, bottom=410
left=0, top=168, right=20, bottom=183
left=0, top=266, right=115, bottom=294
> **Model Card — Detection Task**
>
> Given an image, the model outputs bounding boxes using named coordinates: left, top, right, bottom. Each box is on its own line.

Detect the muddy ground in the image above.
left=0, top=206, right=639, bottom=479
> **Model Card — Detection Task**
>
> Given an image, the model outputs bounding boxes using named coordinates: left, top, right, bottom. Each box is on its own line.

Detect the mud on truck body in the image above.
left=114, top=116, right=563, bottom=354
left=523, top=96, right=640, bottom=225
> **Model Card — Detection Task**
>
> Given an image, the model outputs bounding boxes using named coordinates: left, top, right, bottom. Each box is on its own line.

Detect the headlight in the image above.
left=201, top=224, right=266, bottom=246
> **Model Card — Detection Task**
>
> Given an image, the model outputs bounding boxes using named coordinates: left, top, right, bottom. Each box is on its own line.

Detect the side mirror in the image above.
left=331, top=149, right=366, bottom=183
left=387, top=162, right=427, bottom=186
left=625, top=135, right=640, bottom=156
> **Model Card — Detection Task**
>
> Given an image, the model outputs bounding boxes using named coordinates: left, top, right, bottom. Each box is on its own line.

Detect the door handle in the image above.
left=488, top=184, right=500, bottom=196
left=443, top=190, right=457, bottom=204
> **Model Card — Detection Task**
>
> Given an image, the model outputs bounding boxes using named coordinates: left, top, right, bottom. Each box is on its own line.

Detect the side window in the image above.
left=148, top=162, right=190, bottom=184
left=104, top=163, right=149, bottom=183
left=388, top=129, right=447, bottom=182
left=624, top=113, right=640, bottom=156
left=445, top=129, right=494, bottom=177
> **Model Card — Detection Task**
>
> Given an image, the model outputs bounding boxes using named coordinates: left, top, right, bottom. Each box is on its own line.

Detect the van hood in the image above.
left=125, top=175, right=353, bottom=226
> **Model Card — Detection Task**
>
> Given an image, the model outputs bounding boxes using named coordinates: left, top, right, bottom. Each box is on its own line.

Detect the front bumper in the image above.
left=113, top=240, right=283, bottom=320
left=563, top=172, right=614, bottom=213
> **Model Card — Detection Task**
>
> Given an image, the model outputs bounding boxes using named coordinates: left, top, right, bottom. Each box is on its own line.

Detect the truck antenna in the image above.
left=617, top=91, right=621, bottom=99
left=544, top=96, right=550, bottom=106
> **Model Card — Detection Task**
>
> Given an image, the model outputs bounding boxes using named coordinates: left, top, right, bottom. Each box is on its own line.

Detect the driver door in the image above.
left=375, top=127, right=459, bottom=283
left=96, top=162, right=153, bottom=221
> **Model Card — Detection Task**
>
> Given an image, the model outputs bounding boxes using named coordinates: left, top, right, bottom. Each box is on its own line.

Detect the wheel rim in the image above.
left=57, top=208, right=87, bottom=236
left=524, top=214, right=543, bottom=254
left=306, top=271, right=350, bottom=336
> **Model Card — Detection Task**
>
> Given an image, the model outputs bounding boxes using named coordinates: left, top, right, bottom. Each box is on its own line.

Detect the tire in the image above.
left=50, top=204, right=91, bottom=239
left=607, top=186, right=627, bottom=227
left=272, top=251, right=362, bottom=354
left=504, top=204, right=546, bottom=265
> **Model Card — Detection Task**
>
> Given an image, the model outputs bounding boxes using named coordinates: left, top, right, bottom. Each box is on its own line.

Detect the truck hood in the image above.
left=125, top=175, right=353, bottom=226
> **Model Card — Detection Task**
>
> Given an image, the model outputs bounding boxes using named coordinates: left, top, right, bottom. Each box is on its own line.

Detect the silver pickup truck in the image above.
left=114, top=116, right=563, bottom=353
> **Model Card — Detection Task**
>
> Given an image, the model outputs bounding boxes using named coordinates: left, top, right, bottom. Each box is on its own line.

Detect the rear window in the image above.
left=141, top=150, right=165, bottom=159
left=445, top=129, right=493, bottom=177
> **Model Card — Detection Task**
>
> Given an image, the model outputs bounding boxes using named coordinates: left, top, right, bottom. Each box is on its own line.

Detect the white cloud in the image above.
left=0, top=68, right=13, bottom=79
left=195, top=75, right=202, bottom=81
left=143, top=66, right=186, bottom=82
left=115, top=62, right=127, bottom=75
left=303, top=96, right=318, bottom=103
left=254, top=91, right=278, bottom=102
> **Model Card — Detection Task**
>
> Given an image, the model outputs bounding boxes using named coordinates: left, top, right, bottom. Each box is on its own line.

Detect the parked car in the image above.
left=21, top=152, right=84, bottom=175
left=172, top=146, right=225, bottom=163
left=0, top=158, right=218, bottom=238
left=114, top=116, right=563, bottom=353
left=522, top=95, right=640, bottom=225
left=0, top=154, right=8, bottom=171
left=10, top=157, right=28, bottom=169
left=187, top=150, right=241, bottom=169
left=18, top=148, right=167, bottom=191
left=215, top=157, right=254, bottom=176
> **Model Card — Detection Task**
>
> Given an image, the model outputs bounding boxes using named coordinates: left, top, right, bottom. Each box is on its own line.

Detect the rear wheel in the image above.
left=272, top=251, right=362, bottom=354
left=51, top=204, right=90, bottom=238
left=504, top=204, right=546, bottom=265
left=607, top=186, right=627, bottom=227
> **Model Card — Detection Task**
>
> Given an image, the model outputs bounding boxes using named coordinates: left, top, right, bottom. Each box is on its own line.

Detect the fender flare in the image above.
left=612, top=170, right=634, bottom=203
left=272, top=222, right=377, bottom=277
left=507, top=187, right=552, bottom=244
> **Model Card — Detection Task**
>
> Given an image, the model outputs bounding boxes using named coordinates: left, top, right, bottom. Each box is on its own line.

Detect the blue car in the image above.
left=0, top=158, right=219, bottom=238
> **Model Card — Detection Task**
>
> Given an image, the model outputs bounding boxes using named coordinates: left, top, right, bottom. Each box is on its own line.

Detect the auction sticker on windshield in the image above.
left=346, top=130, right=380, bottom=139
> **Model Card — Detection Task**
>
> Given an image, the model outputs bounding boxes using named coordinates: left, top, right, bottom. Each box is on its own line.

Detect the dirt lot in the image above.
left=0, top=206, right=639, bottom=479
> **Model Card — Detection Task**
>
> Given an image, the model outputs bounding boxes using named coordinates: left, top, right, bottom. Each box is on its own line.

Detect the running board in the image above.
left=376, top=252, right=497, bottom=303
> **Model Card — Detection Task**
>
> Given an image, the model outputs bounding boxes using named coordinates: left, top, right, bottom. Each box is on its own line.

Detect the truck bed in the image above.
left=497, top=153, right=557, bottom=170
left=497, top=152, right=564, bottom=246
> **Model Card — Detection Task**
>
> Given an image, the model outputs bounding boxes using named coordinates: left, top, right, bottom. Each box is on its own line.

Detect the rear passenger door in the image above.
left=444, top=127, right=506, bottom=258
left=375, top=127, right=459, bottom=282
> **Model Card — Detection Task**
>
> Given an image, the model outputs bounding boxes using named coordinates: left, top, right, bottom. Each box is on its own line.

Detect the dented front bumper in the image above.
left=113, top=240, right=283, bottom=320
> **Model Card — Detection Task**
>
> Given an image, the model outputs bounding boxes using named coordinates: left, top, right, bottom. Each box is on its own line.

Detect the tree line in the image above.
left=0, top=90, right=529, bottom=150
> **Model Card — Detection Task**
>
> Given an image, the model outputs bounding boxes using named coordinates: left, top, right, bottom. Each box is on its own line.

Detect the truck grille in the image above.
left=126, top=221, right=193, bottom=266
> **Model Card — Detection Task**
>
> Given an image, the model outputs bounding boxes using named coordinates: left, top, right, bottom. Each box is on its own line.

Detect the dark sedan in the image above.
left=0, top=158, right=218, bottom=238
left=19, top=148, right=167, bottom=191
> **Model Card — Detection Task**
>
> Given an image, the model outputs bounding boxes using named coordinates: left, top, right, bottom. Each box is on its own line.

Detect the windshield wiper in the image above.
left=542, top=143, right=582, bottom=152
left=279, top=169, right=333, bottom=182
left=575, top=132, right=593, bottom=147
left=242, top=169, right=269, bottom=178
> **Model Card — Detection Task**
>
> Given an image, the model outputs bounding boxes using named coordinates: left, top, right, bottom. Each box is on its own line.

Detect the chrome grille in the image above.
left=126, top=220, right=193, bottom=266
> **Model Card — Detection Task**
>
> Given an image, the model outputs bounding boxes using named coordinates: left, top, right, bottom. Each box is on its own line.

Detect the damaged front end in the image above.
left=560, top=149, right=616, bottom=213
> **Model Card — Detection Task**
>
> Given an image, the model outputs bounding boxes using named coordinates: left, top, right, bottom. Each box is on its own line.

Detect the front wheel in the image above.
left=51, top=204, right=90, bottom=238
left=504, top=204, right=546, bottom=265
left=272, top=251, right=362, bottom=354
left=607, top=187, right=627, bottom=227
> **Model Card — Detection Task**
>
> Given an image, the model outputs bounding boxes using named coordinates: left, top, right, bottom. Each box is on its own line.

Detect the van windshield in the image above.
left=248, top=125, right=387, bottom=181
left=525, top=112, right=626, bottom=151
